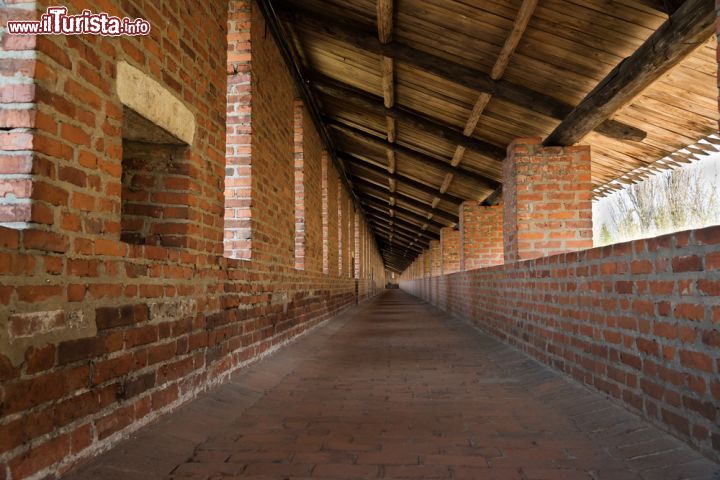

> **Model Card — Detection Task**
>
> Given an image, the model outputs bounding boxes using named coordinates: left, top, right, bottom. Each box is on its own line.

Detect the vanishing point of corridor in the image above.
left=68, top=291, right=719, bottom=480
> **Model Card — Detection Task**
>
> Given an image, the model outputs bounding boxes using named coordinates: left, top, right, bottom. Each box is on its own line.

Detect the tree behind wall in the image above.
left=594, top=154, right=720, bottom=245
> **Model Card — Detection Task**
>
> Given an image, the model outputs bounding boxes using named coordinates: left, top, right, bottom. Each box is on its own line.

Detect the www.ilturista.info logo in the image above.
left=6, top=6, right=151, bottom=36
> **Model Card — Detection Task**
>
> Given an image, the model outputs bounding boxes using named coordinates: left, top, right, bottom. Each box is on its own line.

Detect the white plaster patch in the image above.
left=66, top=310, right=89, bottom=330
left=116, top=61, right=195, bottom=145
left=149, top=298, right=197, bottom=324
left=8, top=310, right=65, bottom=339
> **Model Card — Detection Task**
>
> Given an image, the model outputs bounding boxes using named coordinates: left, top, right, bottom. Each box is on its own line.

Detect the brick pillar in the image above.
left=440, top=227, right=461, bottom=275
left=429, top=240, right=440, bottom=276
left=460, top=201, right=503, bottom=271
left=503, top=138, right=592, bottom=263
left=224, top=0, right=252, bottom=259
left=0, top=4, right=47, bottom=229
left=423, top=251, right=431, bottom=277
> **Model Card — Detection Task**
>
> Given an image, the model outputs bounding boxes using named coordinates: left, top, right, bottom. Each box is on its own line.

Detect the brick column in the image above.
left=460, top=201, right=503, bottom=271
left=429, top=240, right=441, bottom=276
left=224, top=0, right=252, bottom=259
left=503, top=138, right=593, bottom=263
left=423, top=250, right=432, bottom=277
left=440, top=227, right=461, bottom=275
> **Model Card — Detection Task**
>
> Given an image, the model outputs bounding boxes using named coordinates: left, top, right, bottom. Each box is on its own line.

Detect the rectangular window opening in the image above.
left=121, top=107, right=190, bottom=248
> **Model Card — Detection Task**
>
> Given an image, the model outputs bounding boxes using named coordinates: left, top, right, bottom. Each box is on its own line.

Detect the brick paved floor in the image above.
left=67, top=290, right=720, bottom=480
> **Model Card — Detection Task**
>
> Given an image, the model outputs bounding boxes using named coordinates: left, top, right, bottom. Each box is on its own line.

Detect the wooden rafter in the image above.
left=447, top=0, right=538, bottom=203
left=361, top=195, right=447, bottom=230
left=352, top=177, right=458, bottom=224
left=376, top=0, right=396, bottom=198
left=280, top=3, right=647, bottom=142
left=371, top=219, right=432, bottom=245
left=328, top=120, right=500, bottom=189
left=340, top=153, right=465, bottom=205
left=363, top=205, right=439, bottom=237
left=256, top=0, right=358, bottom=203
left=545, top=0, right=714, bottom=146
left=313, top=78, right=505, bottom=160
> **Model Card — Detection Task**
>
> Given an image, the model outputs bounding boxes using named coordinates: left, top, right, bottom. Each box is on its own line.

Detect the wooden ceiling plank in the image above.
left=544, top=0, right=714, bottom=146
left=280, top=3, right=646, bottom=142
left=361, top=194, right=447, bottom=230
left=363, top=205, right=440, bottom=237
left=374, top=226, right=427, bottom=249
left=360, top=187, right=455, bottom=228
left=329, top=120, right=501, bottom=189
left=491, top=0, right=540, bottom=80
left=313, top=78, right=505, bottom=160
left=352, top=177, right=459, bottom=223
left=341, top=152, right=465, bottom=204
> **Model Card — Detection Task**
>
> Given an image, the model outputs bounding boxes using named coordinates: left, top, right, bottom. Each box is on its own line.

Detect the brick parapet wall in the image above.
left=0, top=4, right=37, bottom=228
left=503, top=138, right=593, bottom=263
left=401, top=226, right=720, bottom=461
left=429, top=240, right=441, bottom=277
left=224, top=0, right=253, bottom=260
left=440, top=227, right=460, bottom=275
left=459, top=201, right=503, bottom=271
left=0, top=1, right=386, bottom=478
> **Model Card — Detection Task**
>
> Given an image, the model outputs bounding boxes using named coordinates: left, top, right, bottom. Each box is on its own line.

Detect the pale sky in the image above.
left=593, top=144, right=720, bottom=244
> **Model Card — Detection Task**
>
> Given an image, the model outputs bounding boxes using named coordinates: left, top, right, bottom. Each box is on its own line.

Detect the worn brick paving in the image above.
left=66, top=291, right=719, bottom=480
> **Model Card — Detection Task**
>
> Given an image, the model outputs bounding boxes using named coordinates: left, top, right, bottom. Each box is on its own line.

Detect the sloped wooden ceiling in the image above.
left=269, top=0, right=717, bottom=272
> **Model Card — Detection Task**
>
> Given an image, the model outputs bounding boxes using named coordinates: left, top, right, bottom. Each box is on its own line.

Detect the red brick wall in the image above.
left=249, top=3, right=295, bottom=267
left=293, top=100, right=305, bottom=269
left=293, top=101, right=323, bottom=273
left=460, top=202, right=503, bottom=271
left=224, top=0, right=252, bottom=260
left=401, top=226, right=720, bottom=461
left=0, top=3, right=36, bottom=228
left=429, top=240, right=441, bottom=277
left=503, top=138, right=593, bottom=263
left=0, top=1, right=386, bottom=478
left=440, top=227, right=460, bottom=275
left=322, top=152, right=339, bottom=275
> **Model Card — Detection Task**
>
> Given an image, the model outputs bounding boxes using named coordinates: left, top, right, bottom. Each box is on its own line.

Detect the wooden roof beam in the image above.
left=544, top=0, right=714, bottom=146
left=361, top=195, right=447, bottom=230
left=381, top=253, right=415, bottom=269
left=340, top=152, right=465, bottom=205
left=373, top=227, right=428, bottom=253
left=279, top=2, right=646, bottom=142
left=376, top=234, right=423, bottom=254
left=352, top=176, right=459, bottom=224
left=371, top=215, right=430, bottom=242
left=463, top=0, right=538, bottom=138
left=363, top=207, right=439, bottom=239
left=360, top=188, right=453, bottom=229
left=374, top=228, right=426, bottom=252
left=328, top=120, right=501, bottom=190
left=256, top=0, right=358, bottom=205
left=375, top=225, right=427, bottom=246
left=313, top=78, right=506, bottom=161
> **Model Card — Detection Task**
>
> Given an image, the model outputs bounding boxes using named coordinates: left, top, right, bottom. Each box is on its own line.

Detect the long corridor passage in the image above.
left=68, top=291, right=719, bottom=480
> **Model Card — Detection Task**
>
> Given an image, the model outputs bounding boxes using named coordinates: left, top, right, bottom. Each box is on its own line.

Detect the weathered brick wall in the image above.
left=429, top=240, right=441, bottom=277
left=224, top=0, right=252, bottom=260
left=0, top=1, right=386, bottom=478
left=401, top=226, right=720, bottom=461
left=460, top=202, right=503, bottom=271
left=503, top=138, right=593, bottom=263
left=440, top=227, right=460, bottom=275
left=322, top=152, right=339, bottom=275
left=249, top=2, right=294, bottom=267
left=0, top=3, right=36, bottom=228
left=293, top=101, right=323, bottom=273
